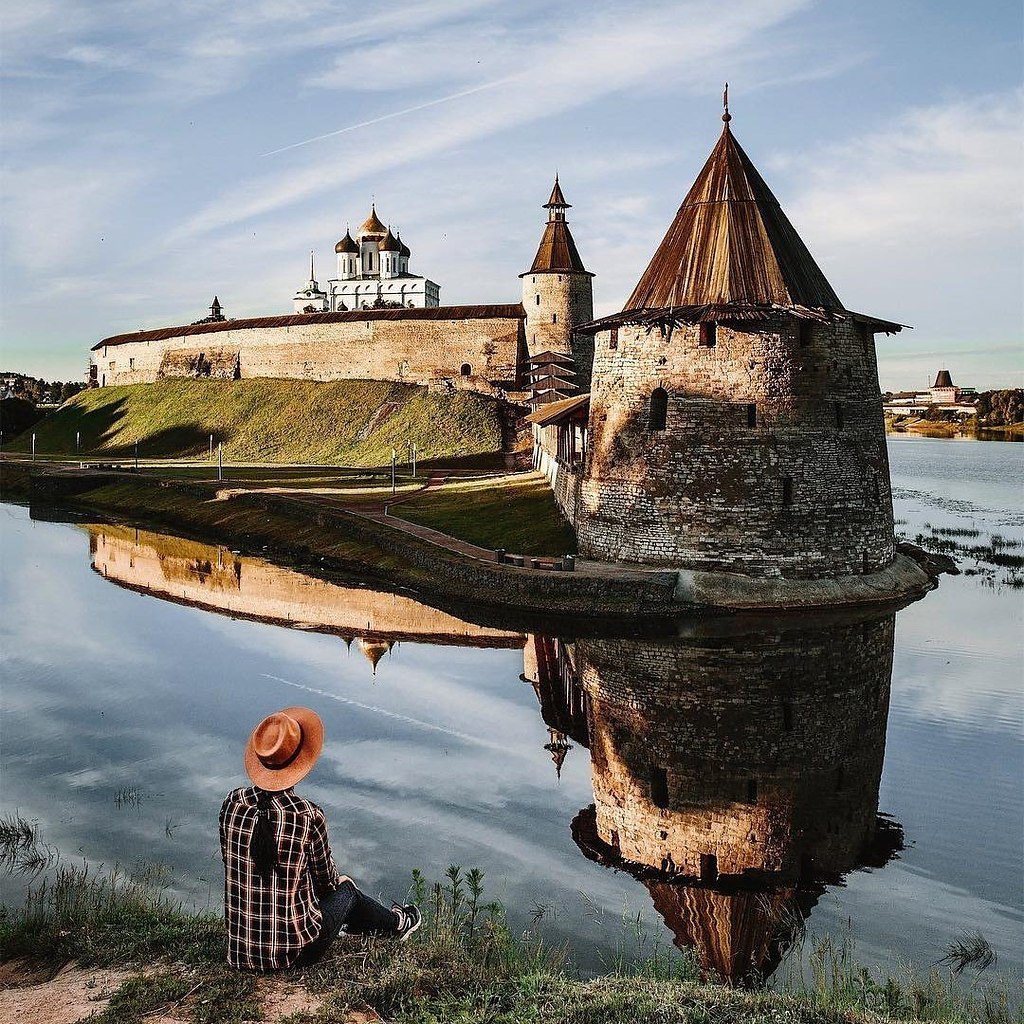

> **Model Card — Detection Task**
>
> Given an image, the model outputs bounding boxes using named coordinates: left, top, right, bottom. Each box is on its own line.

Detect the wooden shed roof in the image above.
left=525, top=392, right=590, bottom=426
left=625, top=120, right=843, bottom=311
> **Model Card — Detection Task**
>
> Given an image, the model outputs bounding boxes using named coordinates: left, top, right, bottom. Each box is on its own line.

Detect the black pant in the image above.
left=297, top=880, right=399, bottom=965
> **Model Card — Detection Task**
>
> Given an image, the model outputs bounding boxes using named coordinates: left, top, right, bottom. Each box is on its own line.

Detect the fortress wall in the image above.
left=578, top=316, right=894, bottom=577
left=89, top=524, right=525, bottom=648
left=576, top=614, right=895, bottom=879
left=91, top=315, right=526, bottom=390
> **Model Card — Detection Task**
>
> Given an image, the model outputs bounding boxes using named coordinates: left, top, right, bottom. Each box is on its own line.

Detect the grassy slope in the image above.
left=5, top=379, right=504, bottom=465
left=395, top=474, right=578, bottom=556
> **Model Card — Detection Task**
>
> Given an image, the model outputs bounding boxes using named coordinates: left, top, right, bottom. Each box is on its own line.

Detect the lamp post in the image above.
left=391, top=447, right=396, bottom=496
left=218, top=443, right=223, bottom=481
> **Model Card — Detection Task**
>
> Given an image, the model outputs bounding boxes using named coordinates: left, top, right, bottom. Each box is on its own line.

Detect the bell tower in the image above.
left=520, top=176, right=595, bottom=386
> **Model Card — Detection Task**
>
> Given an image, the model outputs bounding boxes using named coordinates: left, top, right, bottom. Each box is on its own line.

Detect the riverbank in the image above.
left=2, top=461, right=942, bottom=616
left=1, top=854, right=1005, bottom=1024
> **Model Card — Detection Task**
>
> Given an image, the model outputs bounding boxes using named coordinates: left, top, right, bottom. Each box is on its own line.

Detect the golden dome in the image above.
left=358, top=205, right=387, bottom=237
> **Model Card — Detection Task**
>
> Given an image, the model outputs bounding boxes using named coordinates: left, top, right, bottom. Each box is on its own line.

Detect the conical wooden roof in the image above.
left=625, top=122, right=842, bottom=311
left=528, top=220, right=589, bottom=274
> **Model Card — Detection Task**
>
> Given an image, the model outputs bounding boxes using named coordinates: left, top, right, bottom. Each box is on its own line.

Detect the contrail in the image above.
left=261, top=672, right=497, bottom=748
left=261, top=77, right=515, bottom=157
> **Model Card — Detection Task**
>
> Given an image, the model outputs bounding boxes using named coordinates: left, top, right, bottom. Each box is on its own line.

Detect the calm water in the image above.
left=1, top=437, right=1021, bottom=986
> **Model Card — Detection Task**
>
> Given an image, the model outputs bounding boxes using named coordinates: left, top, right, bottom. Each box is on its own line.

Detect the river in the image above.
left=1, top=436, right=1021, bottom=988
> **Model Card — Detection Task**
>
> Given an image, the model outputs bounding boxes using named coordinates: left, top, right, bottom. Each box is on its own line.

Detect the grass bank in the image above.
left=3, top=379, right=509, bottom=465
left=2, top=849, right=1012, bottom=1024
left=23, top=472, right=665, bottom=619
left=394, top=474, right=577, bottom=556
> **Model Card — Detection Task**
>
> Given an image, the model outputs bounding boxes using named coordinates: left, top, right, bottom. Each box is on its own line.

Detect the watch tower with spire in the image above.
left=521, top=176, right=595, bottom=385
left=576, top=93, right=905, bottom=579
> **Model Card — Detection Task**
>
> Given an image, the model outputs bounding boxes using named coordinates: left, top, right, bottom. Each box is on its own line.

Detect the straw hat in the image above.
left=244, top=707, right=324, bottom=791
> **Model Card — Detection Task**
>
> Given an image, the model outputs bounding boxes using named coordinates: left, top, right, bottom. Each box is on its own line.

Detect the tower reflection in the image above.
left=525, top=615, right=903, bottom=985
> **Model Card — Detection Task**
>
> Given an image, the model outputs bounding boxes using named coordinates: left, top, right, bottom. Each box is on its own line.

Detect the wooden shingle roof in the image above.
left=527, top=219, right=591, bottom=275
left=625, top=121, right=843, bottom=311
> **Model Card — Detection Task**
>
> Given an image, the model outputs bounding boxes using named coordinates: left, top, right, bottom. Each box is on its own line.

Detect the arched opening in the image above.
left=648, top=387, right=668, bottom=431
left=460, top=363, right=471, bottom=377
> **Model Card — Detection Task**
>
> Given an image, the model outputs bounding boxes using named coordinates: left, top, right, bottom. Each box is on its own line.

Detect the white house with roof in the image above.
left=293, top=204, right=440, bottom=313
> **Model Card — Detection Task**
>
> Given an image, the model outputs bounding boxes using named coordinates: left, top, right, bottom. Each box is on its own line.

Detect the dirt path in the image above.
left=0, top=960, right=379, bottom=1024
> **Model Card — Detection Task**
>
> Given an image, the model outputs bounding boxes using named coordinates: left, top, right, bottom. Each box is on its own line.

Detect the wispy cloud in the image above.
left=261, top=76, right=518, bottom=156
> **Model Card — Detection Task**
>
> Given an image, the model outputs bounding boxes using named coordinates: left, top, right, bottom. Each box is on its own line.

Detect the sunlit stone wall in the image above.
left=577, top=314, right=894, bottom=577
left=89, top=311, right=527, bottom=394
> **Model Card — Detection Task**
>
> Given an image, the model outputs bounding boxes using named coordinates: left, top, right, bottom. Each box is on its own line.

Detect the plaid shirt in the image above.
left=219, top=786, right=345, bottom=971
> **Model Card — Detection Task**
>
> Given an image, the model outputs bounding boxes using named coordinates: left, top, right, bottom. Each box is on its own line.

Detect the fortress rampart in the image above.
left=90, top=306, right=528, bottom=393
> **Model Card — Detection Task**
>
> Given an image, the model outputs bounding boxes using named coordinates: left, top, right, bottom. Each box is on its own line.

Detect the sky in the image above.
left=1, top=0, right=1021, bottom=391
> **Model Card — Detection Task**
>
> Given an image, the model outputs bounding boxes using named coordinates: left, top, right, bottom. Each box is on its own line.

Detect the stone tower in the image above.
left=576, top=107, right=905, bottom=579
left=521, top=176, right=595, bottom=384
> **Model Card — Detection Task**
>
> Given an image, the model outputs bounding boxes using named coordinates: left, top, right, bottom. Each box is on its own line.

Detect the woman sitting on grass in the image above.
left=219, top=706, right=420, bottom=970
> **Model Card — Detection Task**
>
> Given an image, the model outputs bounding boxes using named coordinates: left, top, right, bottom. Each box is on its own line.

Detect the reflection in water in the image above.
left=85, top=520, right=905, bottom=985
left=88, top=524, right=524, bottom=659
left=524, top=621, right=904, bottom=985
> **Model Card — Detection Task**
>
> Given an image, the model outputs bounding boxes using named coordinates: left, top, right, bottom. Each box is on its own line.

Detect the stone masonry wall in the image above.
left=91, top=314, right=526, bottom=392
left=522, top=272, right=595, bottom=387
left=577, top=315, right=894, bottom=577
left=576, top=613, right=895, bottom=881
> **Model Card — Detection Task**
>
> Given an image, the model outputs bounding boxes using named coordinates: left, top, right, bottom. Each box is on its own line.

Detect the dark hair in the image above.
left=250, top=788, right=278, bottom=879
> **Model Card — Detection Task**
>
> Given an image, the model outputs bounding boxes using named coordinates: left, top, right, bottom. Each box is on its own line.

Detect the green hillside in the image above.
left=5, top=379, right=506, bottom=465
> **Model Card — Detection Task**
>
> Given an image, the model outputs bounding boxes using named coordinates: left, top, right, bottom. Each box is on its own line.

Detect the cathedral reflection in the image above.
left=522, top=615, right=903, bottom=986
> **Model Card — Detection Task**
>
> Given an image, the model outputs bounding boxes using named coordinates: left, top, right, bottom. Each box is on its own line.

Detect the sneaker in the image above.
left=392, top=902, right=422, bottom=942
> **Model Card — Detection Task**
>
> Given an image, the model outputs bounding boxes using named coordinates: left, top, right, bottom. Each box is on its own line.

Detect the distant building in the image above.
left=883, top=369, right=978, bottom=415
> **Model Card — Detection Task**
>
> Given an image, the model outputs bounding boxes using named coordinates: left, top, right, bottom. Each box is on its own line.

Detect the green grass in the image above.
left=395, top=473, right=577, bottom=556
left=0, top=839, right=1016, bottom=1024
left=4, top=379, right=506, bottom=466
left=67, top=478, right=415, bottom=575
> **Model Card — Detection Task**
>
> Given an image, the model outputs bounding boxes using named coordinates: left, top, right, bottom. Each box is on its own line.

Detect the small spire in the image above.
left=722, top=82, right=731, bottom=125
left=309, top=249, right=315, bottom=279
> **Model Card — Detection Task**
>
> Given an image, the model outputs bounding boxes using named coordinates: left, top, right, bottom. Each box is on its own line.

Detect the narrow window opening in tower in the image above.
left=536, top=294, right=540, bottom=306
left=649, top=388, right=668, bottom=431
left=747, top=403, right=757, bottom=428
left=699, top=322, right=717, bottom=347
left=835, top=402, right=844, bottom=429
left=552, top=313, right=557, bottom=324
left=746, top=778, right=758, bottom=804
left=860, top=323, right=872, bottom=358
left=609, top=328, right=618, bottom=350
left=460, top=363, right=471, bottom=377
left=782, top=476, right=794, bottom=506
left=700, top=853, right=719, bottom=883
left=782, top=700, right=794, bottom=731
left=873, top=474, right=881, bottom=504
left=650, top=766, right=669, bottom=809
left=798, top=322, right=812, bottom=347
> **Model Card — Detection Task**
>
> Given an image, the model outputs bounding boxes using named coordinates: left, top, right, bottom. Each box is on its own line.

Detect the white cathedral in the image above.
left=293, top=204, right=441, bottom=313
